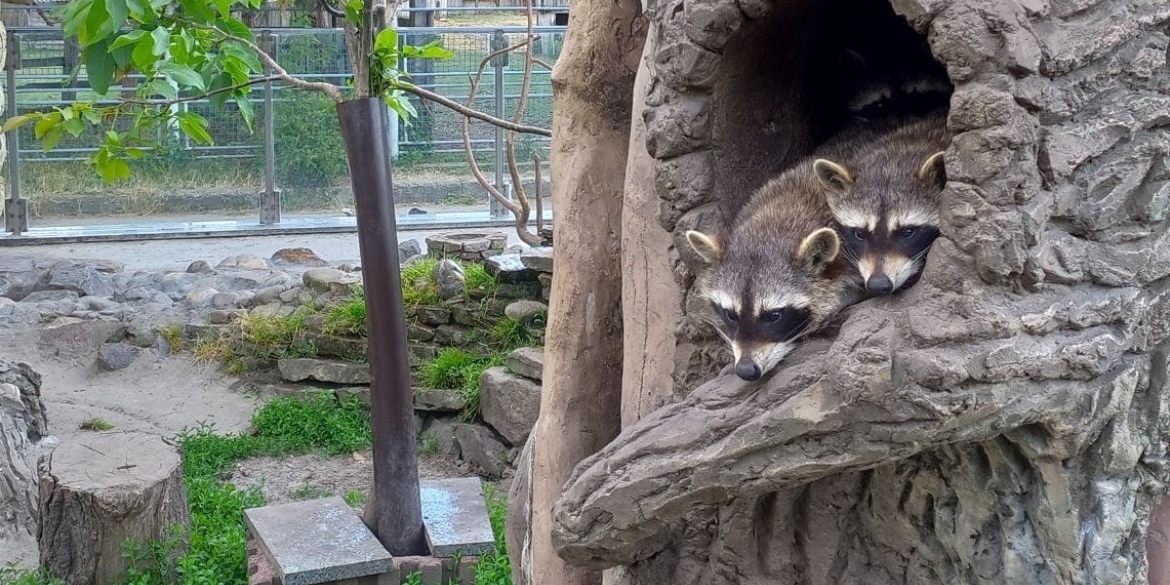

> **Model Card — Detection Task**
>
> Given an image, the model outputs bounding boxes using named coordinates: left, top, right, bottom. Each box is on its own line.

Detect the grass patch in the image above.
left=324, top=286, right=367, bottom=337
left=473, top=482, right=513, bottom=585
left=463, top=263, right=499, bottom=296
left=419, top=348, right=504, bottom=421
left=290, top=481, right=333, bottom=501
left=193, top=311, right=319, bottom=371
left=417, top=430, right=440, bottom=456
left=157, top=323, right=186, bottom=353
left=79, top=417, right=114, bottom=432
left=0, top=564, right=62, bottom=585
left=343, top=490, right=367, bottom=508
left=487, top=316, right=541, bottom=349
left=400, top=257, right=442, bottom=307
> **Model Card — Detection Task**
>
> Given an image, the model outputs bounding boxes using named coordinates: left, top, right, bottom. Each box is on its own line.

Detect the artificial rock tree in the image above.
left=531, top=0, right=1170, bottom=583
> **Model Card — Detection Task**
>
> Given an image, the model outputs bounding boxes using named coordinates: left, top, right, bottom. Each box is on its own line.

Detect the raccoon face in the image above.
left=685, top=228, right=839, bottom=381
left=814, top=153, right=945, bottom=296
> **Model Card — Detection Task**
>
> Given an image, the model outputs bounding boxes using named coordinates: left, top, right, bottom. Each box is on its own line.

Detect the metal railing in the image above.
left=1, top=19, right=563, bottom=235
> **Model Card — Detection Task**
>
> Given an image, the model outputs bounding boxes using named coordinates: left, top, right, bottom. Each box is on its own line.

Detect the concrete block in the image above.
left=244, top=497, right=393, bottom=585
left=419, top=477, right=496, bottom=558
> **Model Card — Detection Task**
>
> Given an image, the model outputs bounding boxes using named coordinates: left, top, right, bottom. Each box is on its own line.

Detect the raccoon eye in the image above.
left=718, top=307, right=738, bottom=323
left=850, top=228, right=869, bottom=241
left=763, top=310, right=784, bottom=323
left=899, top=227, right=917, bottom=239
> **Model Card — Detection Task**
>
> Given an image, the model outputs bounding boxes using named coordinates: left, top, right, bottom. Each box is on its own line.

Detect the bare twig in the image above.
left=397, top=80, right=550, bottom=137
left=504, top=0, right=538, bottom=237
left=197, top=21, right=346, bottom=102
left=533, top=152, right=544, bottom=233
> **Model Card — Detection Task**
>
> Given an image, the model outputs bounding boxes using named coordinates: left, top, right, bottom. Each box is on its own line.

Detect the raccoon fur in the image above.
left=812, top=110, right=950, bottom=296
left=685, top=156, right=864, bottom=382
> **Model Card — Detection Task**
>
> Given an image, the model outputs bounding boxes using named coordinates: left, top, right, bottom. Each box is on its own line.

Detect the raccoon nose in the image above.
left=735, top=361, right=762, bottom=381
left=867, top=275, right=895, bottom=296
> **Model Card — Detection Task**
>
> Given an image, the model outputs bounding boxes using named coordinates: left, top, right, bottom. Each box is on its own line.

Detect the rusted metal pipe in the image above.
left=336, top=97, right=426, bottom=556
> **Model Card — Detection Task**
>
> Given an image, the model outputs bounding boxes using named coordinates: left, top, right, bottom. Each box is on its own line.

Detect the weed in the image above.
left=195, top=310, right=320, bottom=371
left=417, top=430, right=441, bottom=456
left=324, top=287, right=368, bottom=337
left=343, top=490, right=367, bottom=508
left=290, top=481, right=332, bottom=500
left=401, top=257, right=442, bottom=307
left=157, top=323, right=185, bottom=353
left=0, top=563, right=63, bottom=585
left=419, top=348, right=507, bottom=421
left=402, top=572, right=426, bottom=585
left=79, top=417, right=114, bottom=432
left=463, top=263, right=499, bottom=296
left=471, top=482, right=512, bottom=585
left=487, top=317, right=539, bottom=349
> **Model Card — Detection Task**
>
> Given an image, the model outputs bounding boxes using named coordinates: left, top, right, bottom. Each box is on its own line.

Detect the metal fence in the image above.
left=2, top=17, right=564, bottom=234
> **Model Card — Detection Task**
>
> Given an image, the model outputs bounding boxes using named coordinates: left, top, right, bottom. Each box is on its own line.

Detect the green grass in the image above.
left=400, top=257, right=443, bottom=307
left=324, top=286, right=368, bottom=337
left=157, top=323, right=186, bottom=353
left=0, top=564, right=62, bottom=585
left=417, top=430, right=441, bottom=456
left=464, top=263, right=500, bottom=297
left=420, top=348, right=504, bottom=421
left=473, top=483, right=513, bottom=585
left=487, top=316, right=541, bottom=349
left=79, top=417, right=114, bottom=431
left=193, top=310, right=319, bottom=371
left=343, top=490, right=367, bottom=508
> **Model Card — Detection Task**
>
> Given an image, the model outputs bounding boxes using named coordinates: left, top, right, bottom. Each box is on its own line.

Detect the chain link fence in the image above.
left=2, top=14, right=563, bottom=233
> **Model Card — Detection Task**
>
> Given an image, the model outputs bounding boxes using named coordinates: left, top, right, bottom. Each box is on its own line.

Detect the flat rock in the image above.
left=22, top=290, right=79, bottom=304
left=253, top=285, right=285, bottom=305
left=278, top=358, right=371, bottom=385
left=217, top=254, right=270, bottom=270
left=333, top=386, right=371, bottom=407
left=519, top=247, right=554, bottom=273
left=504, top=300, right=548, bottom=324
left=96, top=342, right=141, bottom=371
left=507, top=347, right=544, bottom=381
left=479, top=366, right=541, bottom=446
left=453, top=423, right=510, bottom=480
left=243, top=497, right=392, bottom=585
left=483, top=255, right=539, bottom=284
left=419, top=476, right=497, bottom=557
left=302, top=269, right=359, bottom=295
left=413, top=388, right=467, bottom=413
left=45, top=263, right=115, bottom=298
left=270, top=248, right=328, bottom=267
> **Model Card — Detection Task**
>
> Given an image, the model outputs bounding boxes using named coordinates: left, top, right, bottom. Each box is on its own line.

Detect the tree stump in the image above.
left=38, top=431, right=189, bottom=585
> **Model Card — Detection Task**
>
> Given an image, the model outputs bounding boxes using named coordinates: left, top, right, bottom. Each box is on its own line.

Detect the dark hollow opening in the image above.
left=709, top=0, right=954, bottom=218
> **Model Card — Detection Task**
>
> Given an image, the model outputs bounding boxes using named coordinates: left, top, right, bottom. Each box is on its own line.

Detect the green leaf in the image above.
left=177, top=0, right=214, bottom=23
left=217, top=18, right=255, bottom=45
left=104, top=0, right=129, bottom=31
left=124, top=0, right=146, bottom=20
left=177, top=112, right=213, bottom=144
left=213, top=0, right=232, bottom=19
left=63, top=116, right=87, bottom=137
left=80, top=0, right=114, bottom=47
left=125, top=147, right=149, bottom=159
left=150, top=26, right=170, bottom=57
left=147, top=78, right=179, bottom=100
left=41, top=126, right=66, bottom=152
left=383, top=91, right=417, bottom=123
left=132, top=34, right=159, bottom=70
left=34, top=113, right=60, bottom=139
left=207, top=72, right=234, bottom=109
left=108, top=29, right=146, bottom=50
left=235, top=93, right=255, bottom=133
left=160, top=63, right=206, bottom=91
left=1, top=114, right=35, bottom=133
left=343, top=0, right=362, bottom=25
left=374, top=27, right=398, bottom=55
left=83, top=39, right=117, bottom=94
left=62, top=0, right=94, bottom=41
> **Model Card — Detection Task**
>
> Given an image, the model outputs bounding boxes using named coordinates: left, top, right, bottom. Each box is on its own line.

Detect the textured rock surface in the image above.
left=480, top=367, right=541, bottom=447
left=0, top=382, right=39, bottom=551
left=277, top=358, right=371, bottom=385
left=550, top=0, right=1170, bottom=583
left=506, top=347, right=544, bottom=382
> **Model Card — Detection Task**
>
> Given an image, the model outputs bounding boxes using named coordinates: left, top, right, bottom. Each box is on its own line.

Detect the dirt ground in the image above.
left=0, top=228, right=523, bottom=568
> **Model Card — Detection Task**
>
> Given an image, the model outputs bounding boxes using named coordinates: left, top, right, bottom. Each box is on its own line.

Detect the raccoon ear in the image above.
left=685, top=230, right=723, bottom=266
left=797, top=227, right=841, bottom=271
left=813, top=159, right=855, bottom=195
left=915, top=151, right=947, bottom=187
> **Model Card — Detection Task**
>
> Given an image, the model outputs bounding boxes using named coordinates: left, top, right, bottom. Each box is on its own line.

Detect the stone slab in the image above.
left=419, top=477, right=496, bottom=558
left=244, top=496, right=392, bottom=585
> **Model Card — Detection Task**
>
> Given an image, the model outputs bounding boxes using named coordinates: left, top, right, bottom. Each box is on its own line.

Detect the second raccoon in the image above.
left=812, top=110, right=950, bottom=296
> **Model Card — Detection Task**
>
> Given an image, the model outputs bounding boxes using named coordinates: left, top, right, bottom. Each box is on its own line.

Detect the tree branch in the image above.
left=120, top=75, right=283, bottom=106
left=198, top=22, right=346, bottom=103
left=400, top=80, right=551, bottom=137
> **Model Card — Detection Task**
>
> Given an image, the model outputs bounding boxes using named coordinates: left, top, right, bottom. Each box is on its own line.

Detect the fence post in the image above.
left=489, top=29, right=509, bottom=219
left=4, top=30, right=26, bottom=237
left=258, top=31, right=281, bottom=225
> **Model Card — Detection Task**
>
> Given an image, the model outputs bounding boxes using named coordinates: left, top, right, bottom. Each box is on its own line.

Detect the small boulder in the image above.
left=424, top=417, right=462, bottom=459
left=519, top=247, right=553, bottom=273
left=278, top=358, right=371, bottom=385
left=399, top=239, right=422, bottom=264
left=433, top=259, right=465, bottom=300
left=211, top=292, right=239, bottom=310
left=271, top=248, right=328, bottom=267
left=334, top=386, right=371, bottom=407
left=96, top=343, right=140, bottom=371
left=413, top=388, right=467, bottom=413
left=217, top=254, right=270, bottom=270
left=253, top=285, right=285, bottom=306
left=186, top=260, right=214, bottom=274
left=453, top=423, right=510, bottom=479
left=506, top=347, right=544, bottom=382
left=45, top=263, right=115, bottom=298
left=483, top=254, right=538, bottom=284
left=415, top=306, right=452, bottom=326
left=479, top=366, right=541, bottom=446
left=22, top=290, right=79, bottom=304
left=303, top=268, right=359, bottom=295
left=185, top=284, right=219, bottom=307
left=504, top=300, right=548, bottom=325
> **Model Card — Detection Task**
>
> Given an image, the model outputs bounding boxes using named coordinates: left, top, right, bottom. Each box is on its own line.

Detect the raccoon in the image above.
left=812, top=110, right=950, bottom=296
left=685, top=158, right=864, bottom=382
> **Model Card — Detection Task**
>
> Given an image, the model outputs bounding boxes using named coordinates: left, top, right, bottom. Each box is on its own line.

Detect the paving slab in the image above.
left=244, top=496, right=393, bottom=585
left=419, top=477, right=497, bottom=558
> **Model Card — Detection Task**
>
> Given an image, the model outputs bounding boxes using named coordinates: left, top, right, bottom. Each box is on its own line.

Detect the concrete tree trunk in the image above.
left=546, top=0, right=1170, bottom=583
left=523, top=0, right=646, bottom=584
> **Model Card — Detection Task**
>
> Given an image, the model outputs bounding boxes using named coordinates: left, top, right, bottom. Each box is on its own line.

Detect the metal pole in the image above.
left=489, top=29, right=508, bottom=219
left=336, top=97, right=426, bottom=556
left=258, top=32, right=280, bottom=225
left=5, top=31, right=26, bottom=236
